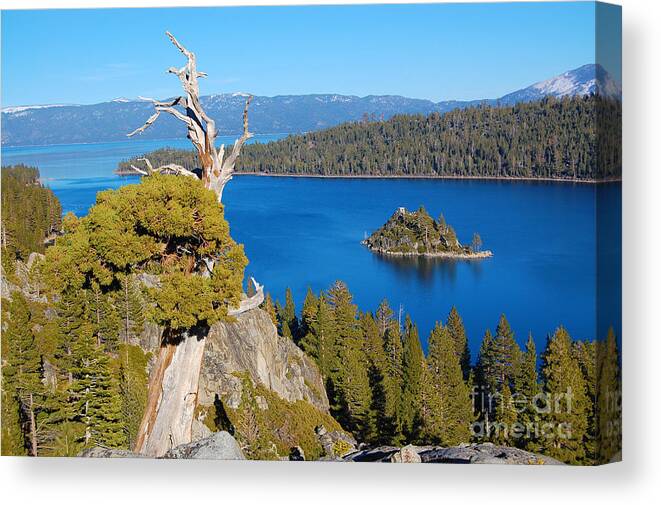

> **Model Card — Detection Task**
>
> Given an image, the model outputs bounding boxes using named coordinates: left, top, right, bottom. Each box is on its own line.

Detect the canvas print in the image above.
left=0, top=2, right=621, bottom=465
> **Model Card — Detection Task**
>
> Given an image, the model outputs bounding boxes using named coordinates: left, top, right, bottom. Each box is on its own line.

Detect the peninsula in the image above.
left=362, top=207, right=493, bottom=259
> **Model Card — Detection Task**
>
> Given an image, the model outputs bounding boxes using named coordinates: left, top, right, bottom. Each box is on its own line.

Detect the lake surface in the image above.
left=1, top=138, right=621, bottom=358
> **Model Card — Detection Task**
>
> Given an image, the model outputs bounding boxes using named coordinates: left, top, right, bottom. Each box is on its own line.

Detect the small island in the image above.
left=362, top=206, right=493, bottom=259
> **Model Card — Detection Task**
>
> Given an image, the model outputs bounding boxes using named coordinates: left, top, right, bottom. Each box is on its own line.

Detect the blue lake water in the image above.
left=1, top=138, right=621, bottom=358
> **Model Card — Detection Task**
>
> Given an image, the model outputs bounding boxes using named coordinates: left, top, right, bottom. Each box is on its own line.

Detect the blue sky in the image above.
left=1, top=2, right=619, bottom=106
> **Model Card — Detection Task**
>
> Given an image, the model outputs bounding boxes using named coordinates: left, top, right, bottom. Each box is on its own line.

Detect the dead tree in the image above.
left=128, top=31, right=253, bottom=203
left=128, top=32, right=263, bottom=457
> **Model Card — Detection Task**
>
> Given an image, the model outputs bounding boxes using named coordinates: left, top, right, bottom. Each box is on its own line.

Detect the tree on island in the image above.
left=471, top=232, right=482, bottom=253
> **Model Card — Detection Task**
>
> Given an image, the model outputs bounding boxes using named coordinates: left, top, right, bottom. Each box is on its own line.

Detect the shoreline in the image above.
left=115, top=169, right=621, bottom=184
left=362, top=243, right=494, bottom=260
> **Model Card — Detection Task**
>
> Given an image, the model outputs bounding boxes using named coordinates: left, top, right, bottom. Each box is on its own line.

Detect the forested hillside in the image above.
left=118, top=95, right=621, bottom=181
left=1, top=175, right=245, bottom=457
left=266, top=282, right=622, bottom=465
left=1, top=165, right=62, bottom=263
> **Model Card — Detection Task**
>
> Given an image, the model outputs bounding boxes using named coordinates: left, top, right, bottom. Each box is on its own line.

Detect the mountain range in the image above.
left=1, top=64, right=621, bottom=147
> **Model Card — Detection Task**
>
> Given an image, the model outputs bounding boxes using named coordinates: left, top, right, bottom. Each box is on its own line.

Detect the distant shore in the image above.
left=115, top=168, right=621, bottom=184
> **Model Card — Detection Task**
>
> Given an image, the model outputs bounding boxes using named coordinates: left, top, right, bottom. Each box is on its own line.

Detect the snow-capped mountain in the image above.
left=497, top=64, right=621, bottom=105
left=1, top=64, right=621, bottom=147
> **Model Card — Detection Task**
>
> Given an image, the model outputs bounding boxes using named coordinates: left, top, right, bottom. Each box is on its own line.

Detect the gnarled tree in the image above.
left=122, top=32, right=262, bottom=456
left=128, top=31, right=253, bottom=204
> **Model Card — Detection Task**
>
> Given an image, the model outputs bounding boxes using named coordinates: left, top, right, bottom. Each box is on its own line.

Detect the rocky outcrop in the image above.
left=389, top=445, right=422, bottom=463
left=198, top=308, right=329, bottom=413
left=162, top=431, right=245, bottom=460
left=1, top=253, right=47, bottom=303
left=315, top=425, right=358, bottom=459
left=79, top=432, right=244, bottom=460
left=343, top=443, right=563, bottom=465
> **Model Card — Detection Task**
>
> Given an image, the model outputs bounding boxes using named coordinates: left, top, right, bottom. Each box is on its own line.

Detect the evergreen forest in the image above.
left=118, top=95, right=622, bottom=181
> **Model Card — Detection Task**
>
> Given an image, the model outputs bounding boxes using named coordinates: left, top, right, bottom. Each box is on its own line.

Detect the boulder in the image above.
left=198, top=308, right=329, bottom=413
left=315, top=425, right=357, bottom=459
left=342, top=443, right=562, bottom=465
left=191, top=418, right=214, bottom=442
left=162, top=431, right=245, bottom=460
left=419, top=443, right=563, bottom=465
left=390, top=445, right=422, bottom=463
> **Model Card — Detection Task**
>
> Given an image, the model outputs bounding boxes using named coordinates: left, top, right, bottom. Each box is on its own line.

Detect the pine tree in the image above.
left=118, top=276, right=144, bottom=345
left=425, top=322, right=473, bottom=445
left=514, top=333, right=540, bottom=450
left=361, top=311, right=389, bottom=444
left=540, top=327, right=589, bottom=464
left=492, top=314, right=521, bottom=390
left=446, top=306, right=471, bottom=381
left=117, top=344, right=149, bottom=450
left=400, top=316, right=424, bottom=442
left=474, top=329, right=497, bottom=427
left=491, top=382, right=517, bottom=445
left=2, top=293, right=44, bottom=455
left=261, top=293, right=278, bottom=326
left=69, top=333, right=126, bottom=448
left=596, top=328, right=621, bottom=463
left=298, top=287, right=318, bottom=345
left=89, top=284, right=121, bottom=351
left=0, top=387, right=25, bottom=456
left=276, top=287, right=298, bottom=341
left=311, top=294, right=335, bottom=376
left=325, top=282, right=372, bottom=438
left=375, top=299, right=403, bottom=444
left=54, top=290, right=93, bottom=385
left=572, top=339, right=597, bottom=461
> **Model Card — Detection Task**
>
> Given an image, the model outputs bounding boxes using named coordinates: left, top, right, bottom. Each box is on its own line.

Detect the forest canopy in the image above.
left=43, top=174, right=247, bottom=330
left=118, top=95, right=622, bottom=181
left=1, top=165, right=62, bottom=264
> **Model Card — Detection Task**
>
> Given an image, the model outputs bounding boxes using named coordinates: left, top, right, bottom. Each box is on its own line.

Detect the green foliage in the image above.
left=298, top=287, right=318, bottom=349
left=424, top=321, right=473, bottom=445
left=514, top=334, right=541, bottom=451
left=89, top=284, right=122, bottom=352
left=68, top=333, right=126, bottom=449
left=115, top=344, right=150, bottom=450
left=491, top=383, right=518, bottom=445
left=122, top=96, right=621, bottom=181
left=595, top=328, right=621, bottom=463
left=377, top=299, right=404, bottom=444
left=400, top=316, right=425, bottom=441
left=44, top=175, right=247, bottom=331
left=1, top=165, right=62, bottom=263
left=325, top=282, right=373, bottom=440
left=446, top=306, right=471, bottom=381
left=117, top=276, right=145, bottom=346
left=364, top=207, right=476, bottom=255
left=260, top=292, right=278, bottom=326
left=1, top=292, right=45, bottom=455
left=540, top=327, right=590, bottom=464
left=224, top=374, right=344, bottom=460
left=276, top=287, right=298, bottom=340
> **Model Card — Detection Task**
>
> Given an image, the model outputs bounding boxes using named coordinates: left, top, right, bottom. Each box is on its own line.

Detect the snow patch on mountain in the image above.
left=530, top=64, right=621, bottom=99
left=2, top=104, right=75, bottom=114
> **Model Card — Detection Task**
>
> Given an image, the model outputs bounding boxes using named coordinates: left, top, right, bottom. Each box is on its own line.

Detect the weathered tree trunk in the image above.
left=127, top=32, right=263, bottom=457
left=134, top=330, right=207, bottom=456
left=133, top=279, right=264, bottom=456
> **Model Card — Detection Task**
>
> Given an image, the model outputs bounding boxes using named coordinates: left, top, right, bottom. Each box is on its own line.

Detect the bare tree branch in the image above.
left=127, top=31, right=254, bottom=203
left=127, top=158, right=197, bottom=178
